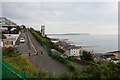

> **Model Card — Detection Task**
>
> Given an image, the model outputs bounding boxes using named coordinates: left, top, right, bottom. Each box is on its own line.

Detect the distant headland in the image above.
left=47, top=33, right=90, bottom=36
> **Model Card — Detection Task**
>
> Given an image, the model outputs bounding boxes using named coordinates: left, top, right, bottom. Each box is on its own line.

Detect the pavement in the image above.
left=16, top=30, right=71, bottom=76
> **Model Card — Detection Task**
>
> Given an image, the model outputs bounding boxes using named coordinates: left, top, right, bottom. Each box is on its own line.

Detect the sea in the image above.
left=47, top=34, right=118, bottom=54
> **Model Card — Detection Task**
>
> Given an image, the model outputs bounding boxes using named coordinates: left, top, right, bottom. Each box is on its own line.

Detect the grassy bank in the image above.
left=2, top=54, right=53, bottom=78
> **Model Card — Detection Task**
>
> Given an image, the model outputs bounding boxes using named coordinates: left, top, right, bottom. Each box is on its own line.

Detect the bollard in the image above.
left=36, top=51, right=38, bottom=55
left=29, top=53, right=30, bottom=56
left=41, top=51, right=43, bottom=55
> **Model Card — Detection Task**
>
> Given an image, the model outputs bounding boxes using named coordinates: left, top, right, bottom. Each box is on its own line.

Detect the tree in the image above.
left=16, top=26, right=21, bottom=32
left=81, top=51, right=94, bottom=61
left=101, top=62, right=120, bottom=78
left=21, top=25, right=26, bottom=29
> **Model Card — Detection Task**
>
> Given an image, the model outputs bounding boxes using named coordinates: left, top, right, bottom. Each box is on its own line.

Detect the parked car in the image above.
left=20, top=38, right=25, bottom=43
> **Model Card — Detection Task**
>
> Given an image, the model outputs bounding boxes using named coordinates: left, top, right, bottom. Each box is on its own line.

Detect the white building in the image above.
left=66, top=46, right=82, bottom=56
left=41, top=25, right=45, bottom=37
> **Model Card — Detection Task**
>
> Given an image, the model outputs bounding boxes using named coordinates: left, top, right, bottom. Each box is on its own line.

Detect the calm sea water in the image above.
left=48, top=34, right=118, bottom=54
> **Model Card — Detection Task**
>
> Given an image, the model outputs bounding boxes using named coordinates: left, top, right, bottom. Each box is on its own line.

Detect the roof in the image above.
left=55, top=41, right=69, bottom=47
left=68, top=45, right=79, bottom=50
left=102, top=54, right=115, bottom=57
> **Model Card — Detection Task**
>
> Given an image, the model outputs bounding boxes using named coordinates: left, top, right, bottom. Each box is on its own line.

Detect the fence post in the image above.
left=21, top=71, right=25, bottom=79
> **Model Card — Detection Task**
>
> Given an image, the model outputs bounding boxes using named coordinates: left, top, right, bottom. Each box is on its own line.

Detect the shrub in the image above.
left=81, top=51, right=94, bottom=61
left=3, top=46, right=15, bottom=56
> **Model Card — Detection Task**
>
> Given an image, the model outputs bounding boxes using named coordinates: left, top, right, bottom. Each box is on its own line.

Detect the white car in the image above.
left=20, top=38, right=25, bottom=43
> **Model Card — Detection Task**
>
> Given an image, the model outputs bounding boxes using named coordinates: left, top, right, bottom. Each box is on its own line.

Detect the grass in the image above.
left=2, top=54, right=53, bottom=78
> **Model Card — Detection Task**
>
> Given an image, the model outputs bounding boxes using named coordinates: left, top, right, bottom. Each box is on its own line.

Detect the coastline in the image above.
left=50, top=37, right=96, bottom=55
left=50, top=37, right=119, bottom=55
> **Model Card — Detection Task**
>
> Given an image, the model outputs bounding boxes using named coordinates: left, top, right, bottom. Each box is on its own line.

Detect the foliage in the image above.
left=82, top=65, right=101, bottom=79
left=68, top=56, right=74, bottom=60
left=22, top=25, right=26, bottom=29
left=100, top=62, right=120, bottom=79
left=81, top=51, right=94, bottom=61
left=59, top=72, right=72, bottom=78
left=2, top=34, right=7, bottom=39
left=16, top=26, right=21, bottom=32
left=3, top=46, right=15, bottom=56
left=31, top=30, right=65, bottom=53
left=58, top=62, right=120, bottom=79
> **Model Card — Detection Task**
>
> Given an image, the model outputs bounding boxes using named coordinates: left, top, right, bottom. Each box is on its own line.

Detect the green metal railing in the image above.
left=0, top=56, right=36, bottom=79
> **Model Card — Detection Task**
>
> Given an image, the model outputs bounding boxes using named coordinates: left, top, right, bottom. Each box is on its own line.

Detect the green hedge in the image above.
left=31, top=30, right=65, bottom=53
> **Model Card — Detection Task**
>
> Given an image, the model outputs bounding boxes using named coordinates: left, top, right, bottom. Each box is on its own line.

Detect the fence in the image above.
left=0, top=57, right=36, bottom=79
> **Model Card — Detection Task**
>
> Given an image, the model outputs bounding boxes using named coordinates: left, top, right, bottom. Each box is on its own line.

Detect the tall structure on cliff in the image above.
left=41, top=25, right=45, bottom=37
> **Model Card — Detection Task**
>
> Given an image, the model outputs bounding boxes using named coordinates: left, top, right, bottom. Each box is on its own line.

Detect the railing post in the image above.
left=21, top=71, right=25, bottom=79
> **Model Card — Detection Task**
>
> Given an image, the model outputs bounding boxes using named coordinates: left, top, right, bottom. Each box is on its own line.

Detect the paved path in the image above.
left=17, top=31, right=71, bottom=76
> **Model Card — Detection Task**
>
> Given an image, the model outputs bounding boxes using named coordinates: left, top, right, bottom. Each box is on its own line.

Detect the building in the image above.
left=2, top=38, right=15, bottom=47
left=41, top=25, right=45, bottom=37
left=101, top=54, right=115, bottom=60
left=107, top=52, right=120, bottom=59
left=0, top=17, right=19, bottom=34
left=55, top=41, right=70, bottom=50
left=66, top=46, right=82, bottom=56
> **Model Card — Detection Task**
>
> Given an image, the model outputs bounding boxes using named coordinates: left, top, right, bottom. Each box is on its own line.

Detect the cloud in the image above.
left=2, top=2, right=118, bottom=34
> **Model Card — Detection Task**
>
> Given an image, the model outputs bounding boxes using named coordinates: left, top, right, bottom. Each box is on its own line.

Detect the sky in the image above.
left=2, top=2, right=118, bottom=34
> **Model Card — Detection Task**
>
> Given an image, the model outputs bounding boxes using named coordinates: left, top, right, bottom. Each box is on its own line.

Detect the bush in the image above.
left=59, top=72, right=72, bottom=78
left=81, top=51, right=94, bottom=61
left=3, top=46, right=15, bottom=56
left=101, top=62, right=120, bottom=78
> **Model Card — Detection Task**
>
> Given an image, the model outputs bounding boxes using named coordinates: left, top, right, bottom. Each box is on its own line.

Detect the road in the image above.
left=16, top=31, right=71, bottom=76
left=16, top=31, right=35, bottom=55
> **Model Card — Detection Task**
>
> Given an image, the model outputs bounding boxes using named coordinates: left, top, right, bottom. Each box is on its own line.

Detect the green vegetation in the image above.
left=68, top=56, right=74, bottom=60
left=3, top=46, right=15, bottom=56
left=21, top=25, right=26, bottom=29
left=2, top=34, right=7, bottom=39
left=58, top=62, right=120, bottom=79
left=81, top=51, right=94, bottom=61
left=100, top=62, right=120, bottom=78
left=16, top=26, right=22, bottom=32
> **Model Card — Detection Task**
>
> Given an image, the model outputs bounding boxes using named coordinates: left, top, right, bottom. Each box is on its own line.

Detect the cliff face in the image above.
left=0, top=17, right=17, bottom=26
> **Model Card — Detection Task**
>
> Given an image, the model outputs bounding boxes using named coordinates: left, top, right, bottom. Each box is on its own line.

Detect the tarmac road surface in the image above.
left=16, top=30, right=71, bottom=76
